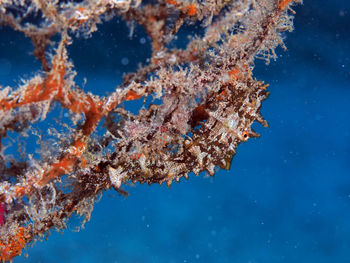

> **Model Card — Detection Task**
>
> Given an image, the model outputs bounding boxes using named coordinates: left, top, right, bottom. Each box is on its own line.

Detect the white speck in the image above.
left=169, top=54, right=177, bottom=64
left=74, top=10, right=88, bottom=20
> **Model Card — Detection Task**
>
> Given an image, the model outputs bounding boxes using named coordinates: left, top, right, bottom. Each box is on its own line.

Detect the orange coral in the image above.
left=0, top=227, right=28, bottom=262
left=125, top=90, right=143, bottom=101
left=184, top=3, right=197, bottom=16
left=278, top=0, right=294, bottom=10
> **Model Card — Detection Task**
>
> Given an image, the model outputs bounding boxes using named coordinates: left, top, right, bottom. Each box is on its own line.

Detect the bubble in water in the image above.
left=139, top=37, right=146, bottom=44
left=121, top=57, right=129, bottom=65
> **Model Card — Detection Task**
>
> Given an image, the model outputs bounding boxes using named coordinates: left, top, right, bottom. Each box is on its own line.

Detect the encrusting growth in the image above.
left=0, top=0, right=300, bottom=261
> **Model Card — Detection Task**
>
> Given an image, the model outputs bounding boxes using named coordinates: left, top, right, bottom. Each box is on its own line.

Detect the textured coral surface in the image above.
left=0, top=0, right=299, bottom=261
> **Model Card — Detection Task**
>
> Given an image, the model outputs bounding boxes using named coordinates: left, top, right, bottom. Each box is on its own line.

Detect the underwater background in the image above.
left=1, top=0, right=350, bottom=262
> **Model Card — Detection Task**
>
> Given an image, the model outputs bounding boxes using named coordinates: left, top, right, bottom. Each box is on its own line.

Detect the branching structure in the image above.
left=0, top=0, right=300, bottom=261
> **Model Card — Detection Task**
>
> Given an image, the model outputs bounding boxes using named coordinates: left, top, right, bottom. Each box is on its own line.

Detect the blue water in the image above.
left=1, top=0, right=350, bottom=262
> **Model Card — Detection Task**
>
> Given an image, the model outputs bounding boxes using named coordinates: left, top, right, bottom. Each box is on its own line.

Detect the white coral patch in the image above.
left=108, top=166, right=125, bottom=188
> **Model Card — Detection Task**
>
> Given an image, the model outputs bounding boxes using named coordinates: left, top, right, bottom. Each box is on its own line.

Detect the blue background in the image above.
left=1, top=0, right=350, bottom=262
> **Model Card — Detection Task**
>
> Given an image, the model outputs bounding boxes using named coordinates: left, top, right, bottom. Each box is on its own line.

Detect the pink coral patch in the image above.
left=0, top=203, right=5, bottom=226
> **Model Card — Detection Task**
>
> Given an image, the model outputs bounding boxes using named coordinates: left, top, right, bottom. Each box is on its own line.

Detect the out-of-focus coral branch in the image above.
left=0, top=0, right=301, bottom=261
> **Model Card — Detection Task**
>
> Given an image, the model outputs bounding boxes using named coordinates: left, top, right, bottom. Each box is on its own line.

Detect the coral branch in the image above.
left=0, top=0, right=300, bottom=261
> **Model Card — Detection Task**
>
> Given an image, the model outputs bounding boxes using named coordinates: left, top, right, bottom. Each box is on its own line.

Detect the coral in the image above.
left=0, top=0, right=300, bottom=261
